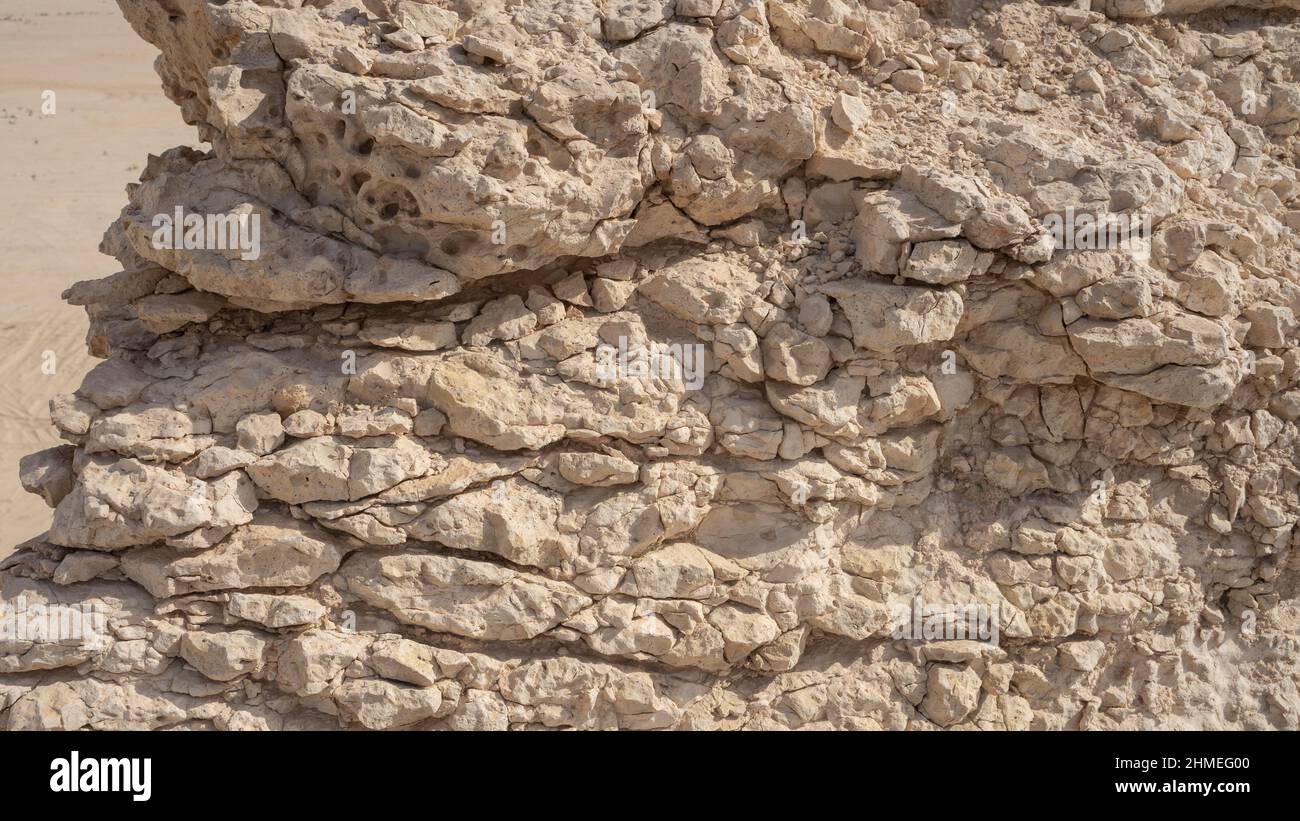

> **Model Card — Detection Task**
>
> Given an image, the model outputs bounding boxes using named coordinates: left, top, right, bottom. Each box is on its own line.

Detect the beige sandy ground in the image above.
left=0, top=0, right=195, bottom=556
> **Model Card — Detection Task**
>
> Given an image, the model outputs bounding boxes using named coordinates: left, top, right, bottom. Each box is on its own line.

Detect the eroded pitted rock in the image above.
left=4, top=0, right=1300, bottom=731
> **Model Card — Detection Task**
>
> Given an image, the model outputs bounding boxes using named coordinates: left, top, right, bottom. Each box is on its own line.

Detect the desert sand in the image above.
left=0, top=0, right=195, bottom=555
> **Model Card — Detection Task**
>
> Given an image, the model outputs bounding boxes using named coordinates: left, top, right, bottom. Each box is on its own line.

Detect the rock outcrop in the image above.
left=4, top=0, right=1300, bottom=730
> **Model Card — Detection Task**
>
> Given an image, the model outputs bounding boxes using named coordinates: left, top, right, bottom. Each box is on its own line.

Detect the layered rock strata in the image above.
left=4, top=0, right=1300, bottom=730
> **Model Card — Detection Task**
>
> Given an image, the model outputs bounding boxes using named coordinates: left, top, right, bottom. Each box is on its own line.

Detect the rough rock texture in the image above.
left=4, top=0, right=1300, bottom=730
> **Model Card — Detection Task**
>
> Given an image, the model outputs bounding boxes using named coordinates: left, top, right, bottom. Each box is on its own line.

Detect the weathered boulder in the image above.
left=4, top=0, right=1299, bottom=733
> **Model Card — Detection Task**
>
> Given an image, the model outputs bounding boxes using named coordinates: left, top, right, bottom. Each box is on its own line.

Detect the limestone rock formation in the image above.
left=4, top=0, right=1300, bottom=730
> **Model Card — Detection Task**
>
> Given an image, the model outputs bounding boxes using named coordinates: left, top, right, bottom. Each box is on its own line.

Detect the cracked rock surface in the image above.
left=4, top=0, right=1300, bottom=730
